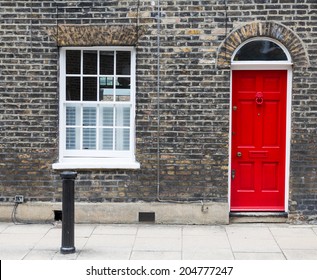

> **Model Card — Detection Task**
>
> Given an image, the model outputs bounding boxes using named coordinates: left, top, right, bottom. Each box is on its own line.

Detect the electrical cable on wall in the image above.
left=153, top=1, right=206, bottom=210
left=11, top=202, right=54, bottom=225
left=30, top=0, right=33, bottom=51
left=56, top=1, right=59, bottom=46
left=136, top=0, right=141, bottom=45
left=224, top=0, right=228, bottom=65
left=155, top=0, right=162, bottom=201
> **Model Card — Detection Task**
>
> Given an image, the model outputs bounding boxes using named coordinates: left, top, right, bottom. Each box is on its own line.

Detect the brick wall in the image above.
left=0, top=0, right=59, bottom=202
left=0, top=0, right=316, bottom=220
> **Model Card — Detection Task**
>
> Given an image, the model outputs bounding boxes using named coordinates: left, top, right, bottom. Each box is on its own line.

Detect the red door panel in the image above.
left=231, top=70, right=287, bottom=211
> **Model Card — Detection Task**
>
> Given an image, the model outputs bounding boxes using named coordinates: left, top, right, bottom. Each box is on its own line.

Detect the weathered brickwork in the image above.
left=0, top=0, right=316, bottom=221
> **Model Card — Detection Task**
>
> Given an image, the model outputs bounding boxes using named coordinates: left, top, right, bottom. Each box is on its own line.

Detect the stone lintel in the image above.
left=46, top=25, right=145, bottom=46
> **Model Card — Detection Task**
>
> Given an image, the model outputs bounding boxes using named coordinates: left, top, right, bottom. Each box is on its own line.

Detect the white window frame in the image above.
left=53, top=46, right=140, bottom=170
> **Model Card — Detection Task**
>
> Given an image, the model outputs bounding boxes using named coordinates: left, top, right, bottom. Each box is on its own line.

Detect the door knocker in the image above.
left=255, top=92, right=263, bottom=105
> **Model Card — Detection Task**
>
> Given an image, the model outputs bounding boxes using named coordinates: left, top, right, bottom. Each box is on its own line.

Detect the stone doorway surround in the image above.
left=217, top=21, right=310, bottom=222
left=216, top=21, right=310, bottom=69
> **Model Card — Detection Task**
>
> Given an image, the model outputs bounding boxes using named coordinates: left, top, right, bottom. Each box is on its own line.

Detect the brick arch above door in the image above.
left=217, top=21, right=310, bottom=69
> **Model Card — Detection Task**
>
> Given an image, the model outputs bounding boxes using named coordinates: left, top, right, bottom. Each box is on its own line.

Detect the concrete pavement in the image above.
left=1, top=222, right=317, bottom=260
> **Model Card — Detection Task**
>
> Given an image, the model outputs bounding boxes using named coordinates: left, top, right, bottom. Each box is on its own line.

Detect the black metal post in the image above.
left=60, top=171, right=77, bottom=254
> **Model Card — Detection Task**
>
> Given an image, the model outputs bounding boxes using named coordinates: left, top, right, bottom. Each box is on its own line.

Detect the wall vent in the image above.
left=138, top=212, right=155, bottom=223
left=54, top=210, right=62, bottom=221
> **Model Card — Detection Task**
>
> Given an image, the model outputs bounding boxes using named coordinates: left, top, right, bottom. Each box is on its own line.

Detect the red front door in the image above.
left=231, top=70, right=287, bottom=211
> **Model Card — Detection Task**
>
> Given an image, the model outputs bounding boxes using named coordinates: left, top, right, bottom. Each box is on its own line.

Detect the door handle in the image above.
left=231, top=169, right=236, bottom=180
left=236, top=152, right=242, bottom=157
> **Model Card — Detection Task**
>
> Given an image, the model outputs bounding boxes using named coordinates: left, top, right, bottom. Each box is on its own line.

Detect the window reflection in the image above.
left=99, top=77, right=114, bottom=101
left=99, top=77, right=130, bottom=102
left=116, top=77, right=130, bottom=102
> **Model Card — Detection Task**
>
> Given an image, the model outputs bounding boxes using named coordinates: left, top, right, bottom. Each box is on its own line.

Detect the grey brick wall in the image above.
left=0, top=0, right=316, bottom=220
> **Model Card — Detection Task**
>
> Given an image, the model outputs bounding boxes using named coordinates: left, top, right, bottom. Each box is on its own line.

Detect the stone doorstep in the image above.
left=229, top=212, right=288, bottom=223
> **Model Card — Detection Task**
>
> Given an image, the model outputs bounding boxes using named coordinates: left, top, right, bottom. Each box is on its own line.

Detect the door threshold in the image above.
left=229, top=212, right=288, bottom=223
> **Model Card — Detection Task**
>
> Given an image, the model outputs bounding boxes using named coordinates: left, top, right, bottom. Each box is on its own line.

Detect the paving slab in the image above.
left=182, top=225, right=225, bottom=236
left=2, top=224, right=52, bottom=234
left=234, top=252, right=286, bottom=260
left=23, top=236, right=89, bottom=260
left=30, top=237, right=61, bottom=251
left=0, top=249, right=31, bottom=260
left=93, top=225, right=138, bottom=235
left=0, top=233, right=45, bottom=247
left=269, top=227, right=317, bottom=250
left=183, top=235, right=231, bottom=252
left=83, top=234, right=136, bottom=250
left=33, top=236, right=87, bottom=251
left=77, top=248, right=132, bottom=260
left=0, top=223, right=10, bottom=233
left=183, top=249, right=234, bottom=260
left=40, top=228, right=61, bottom=238
left=137, top=225, right=182, bottom=238
left=133, top=237, right=182, bottom=252
left=226, top=226, right=281, bottom=253
left=74, top=224, right=97, bottom=237
left=130, top=251, right=181, bottom=260
left=282, top=249, right=317, bottom=260
left=0, top=233, right=45, bottom=260
left=23, top=249, right=58, bottom=260
left=226, top=225, right=275, bottom=238
left=53, top=251, right=81, bottom=260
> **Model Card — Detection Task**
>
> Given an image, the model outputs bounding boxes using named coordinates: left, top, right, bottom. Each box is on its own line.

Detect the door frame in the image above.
left=228, top=37, right=293, bottom=212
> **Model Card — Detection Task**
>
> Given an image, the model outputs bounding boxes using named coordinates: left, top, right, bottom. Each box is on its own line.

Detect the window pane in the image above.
left=66, top=128, right=80, bottom=150
left=83, top=50, right=97, bottom=74
left=101, top=106, right=114, bottom=126
left=116, top=51, right=131, bottom=75
left=66, top=105, right=80, bottom=126
left=100, top=128, right=113, bottom=150
left=116, top=77, right=130, bottom=101
left=116, top=106, right=130, bottom=127
left=83, top=77, right=97, bottom=101
left=115, top=128, right=130, bottom=150
left=66, top=77, right=80, bottom=100
left=100, top=51, right=114, bottom=75
left=99, top=77, right=114, bottom=101
left=234, top=40, right=288, bottom=61
left=66, top=50, right=81, bottom=74
left=83, top=128, right=96, bottom=149
left=83, top=107, right=96, bottom=126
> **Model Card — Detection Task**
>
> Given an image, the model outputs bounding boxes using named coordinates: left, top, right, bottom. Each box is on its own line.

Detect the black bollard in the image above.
left=60, top=171, right=77, bottom=254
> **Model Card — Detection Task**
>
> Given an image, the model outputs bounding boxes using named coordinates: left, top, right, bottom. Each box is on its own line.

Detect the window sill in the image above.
left=52, top=158, right=140, bottom=170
